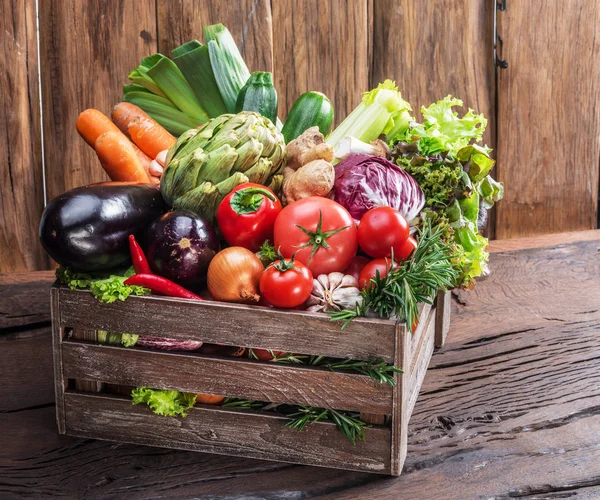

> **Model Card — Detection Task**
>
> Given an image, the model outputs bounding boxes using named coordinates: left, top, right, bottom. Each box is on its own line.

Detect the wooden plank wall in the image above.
left=1, top=0, right=599, bottom=272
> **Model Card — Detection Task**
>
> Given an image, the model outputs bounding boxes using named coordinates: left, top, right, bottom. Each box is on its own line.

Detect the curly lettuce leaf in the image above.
left=131, top=387, right=197, bottom=417
left=479, top=175, right=505, bottom=210
left=96, top=330, right=139, bottom=347
left=56, top=266, right=150, bottom=303
left=410, top=96, right=488, bottom=156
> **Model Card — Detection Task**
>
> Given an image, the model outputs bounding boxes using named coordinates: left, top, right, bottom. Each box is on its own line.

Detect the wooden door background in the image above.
left=2, top=0, right=599, bottom=273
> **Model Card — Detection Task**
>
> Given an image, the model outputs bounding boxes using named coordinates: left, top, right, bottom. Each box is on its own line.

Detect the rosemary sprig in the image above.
left=286, top=406, right=369, bottom=445
left=329, top=222, right=457, bottom=329
left=321, top=359, right=403, bottom=385
left=221, top=397, right=268, bottom=409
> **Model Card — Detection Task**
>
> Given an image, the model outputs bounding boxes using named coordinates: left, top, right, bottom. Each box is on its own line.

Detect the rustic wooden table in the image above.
left=2, top=231, right=599, bottom=499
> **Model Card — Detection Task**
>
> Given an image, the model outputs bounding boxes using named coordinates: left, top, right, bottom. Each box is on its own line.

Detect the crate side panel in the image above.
left=61, top=342, right=392, bottom=413
left=406, top=311, right=436, bottom=418
left=58, top=288, right=395, bottom=362
left=409, top=303, right=433, bottom=366
left=410, top=304, right=437, bottom=375
left=64, top=392, right=391, bottom=474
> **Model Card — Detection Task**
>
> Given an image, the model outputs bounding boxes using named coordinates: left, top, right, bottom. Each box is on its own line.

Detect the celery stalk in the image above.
left=173, top=42, right=228, bottom=118
left=123, top=91, right=200, bottom=136
left=204, top=23, right=251, bottom=113
left=326, top=80, right=413, bottom=150
left=147, top=56, right=209, bottom=123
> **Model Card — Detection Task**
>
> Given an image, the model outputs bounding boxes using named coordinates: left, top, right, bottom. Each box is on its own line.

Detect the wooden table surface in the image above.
left=1, top=231, right=599, bottom=499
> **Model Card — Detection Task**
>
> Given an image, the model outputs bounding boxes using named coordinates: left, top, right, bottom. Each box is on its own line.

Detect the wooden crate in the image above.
left=51, top=285, right=451, bottom=475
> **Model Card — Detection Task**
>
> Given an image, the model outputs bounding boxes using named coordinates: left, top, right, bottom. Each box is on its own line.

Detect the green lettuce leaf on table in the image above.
left=56, top=266, right=150, bottom=303
left=131, top=387, right=197, bottom=417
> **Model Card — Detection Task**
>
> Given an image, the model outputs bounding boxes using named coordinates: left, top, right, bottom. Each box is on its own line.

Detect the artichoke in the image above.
left=161, top=111, right=285, bottom=222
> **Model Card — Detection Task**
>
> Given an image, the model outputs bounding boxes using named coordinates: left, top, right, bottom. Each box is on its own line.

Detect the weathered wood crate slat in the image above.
left=51, top=285, right=451, bottom=475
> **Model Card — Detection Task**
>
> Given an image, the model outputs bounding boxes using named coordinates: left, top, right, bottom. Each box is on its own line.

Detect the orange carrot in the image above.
left=76, top=109, right=121, bottom=147
left=112, top=102, right=176, bottom=159
left=95, top=131, right=152, bottom=184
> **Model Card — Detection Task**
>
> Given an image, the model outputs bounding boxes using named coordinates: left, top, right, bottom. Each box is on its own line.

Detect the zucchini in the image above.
left=235, top=72, right=278, bottom=124
left=281, top=91, right=334, bottom=143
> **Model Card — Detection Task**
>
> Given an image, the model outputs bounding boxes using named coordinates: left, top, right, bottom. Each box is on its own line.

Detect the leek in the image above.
left=123, top=91, right=199, bottom=136
left=172, top=41, right=228, bottom=118
left=204, top=23, right=251, bottom=113
left=128, top=54, right=168, bottom=98
left=326, top=80, right=413, bottom=150
left=147, top=55, right=208, bottom=123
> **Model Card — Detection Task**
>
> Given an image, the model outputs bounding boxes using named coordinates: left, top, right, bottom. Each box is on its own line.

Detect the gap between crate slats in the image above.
left=61, top=341, right=393, bottom=414
left=63, top=392, right=393, bottom=474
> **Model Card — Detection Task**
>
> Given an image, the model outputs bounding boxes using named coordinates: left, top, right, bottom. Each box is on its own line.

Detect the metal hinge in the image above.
left=494, top=0, right=508, bottom=69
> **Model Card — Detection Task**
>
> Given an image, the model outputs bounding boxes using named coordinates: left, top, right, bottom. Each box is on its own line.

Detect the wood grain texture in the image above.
left=434, top=290, right=451, bottom=348
left=0, top=0, right=49, bottom=272
left=488, top=229, right=600, bottom=253
left=0, top=270, right=54, bottom=329
left=156, top=0, right=273, bottom=72
left=496, top=0, right=600, bottom=238
left=57, top=288, right=397, bottom=362
left=271, top=0, right=371, bottom=122
left=50, top=287, right=65, bottom=434
left=39, top=0, right=157, bottom=200
left=61, top=341, right=392, bottom=413
left=64, top=392, right=392, bottom=474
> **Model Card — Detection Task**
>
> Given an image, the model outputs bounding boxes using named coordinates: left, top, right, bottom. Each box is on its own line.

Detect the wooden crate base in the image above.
left=52, top=287, right=450, bottom=475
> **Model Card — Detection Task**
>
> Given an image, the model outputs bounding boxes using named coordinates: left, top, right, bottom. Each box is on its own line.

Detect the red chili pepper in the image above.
left=124, top=274, right=203, bottom=300
left=129, top=235, right=153, bottom=275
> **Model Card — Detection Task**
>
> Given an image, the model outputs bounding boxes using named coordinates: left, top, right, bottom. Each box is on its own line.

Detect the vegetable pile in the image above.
left=41, top=23, right=503, bottom=445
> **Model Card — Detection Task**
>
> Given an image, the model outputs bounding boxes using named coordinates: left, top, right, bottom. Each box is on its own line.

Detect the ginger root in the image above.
left=283, top=159, right=335, bottom=204
left=286, top=127, right=334, bottom=171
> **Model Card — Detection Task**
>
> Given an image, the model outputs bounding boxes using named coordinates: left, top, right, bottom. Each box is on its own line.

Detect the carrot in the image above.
left=76, top=109, right=121, bottom=147
left=94, top=131, right=152, bottom=184
left=112, top=102, right=176, bottom=159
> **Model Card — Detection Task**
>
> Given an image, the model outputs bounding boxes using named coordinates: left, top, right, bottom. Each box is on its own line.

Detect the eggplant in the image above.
left=146, top=210, right=219, bottom=288
left=39, top=183, right=166, bottom=272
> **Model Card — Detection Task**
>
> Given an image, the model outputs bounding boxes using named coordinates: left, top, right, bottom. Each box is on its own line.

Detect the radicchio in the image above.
left=333, top=154, right=425, bottom=223
left=136, top=336, right=203, bottom=351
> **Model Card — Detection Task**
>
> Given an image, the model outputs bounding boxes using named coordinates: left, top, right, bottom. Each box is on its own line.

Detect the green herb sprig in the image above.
left=286, top=406, right=369, bottom=445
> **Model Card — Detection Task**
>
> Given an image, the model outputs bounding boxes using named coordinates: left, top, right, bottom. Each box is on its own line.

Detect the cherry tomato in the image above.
left=274, top=197, right=358, bottom=275
left=357, top=207, right=410, bottom=258
left=395, top=236, right=418, bottom=261
left=358, top=258, right=397, bottom=290
left=250, top=348, right=286, bottom=361
left=343, top=255, right=371, bottom=282
left=260, top=257, right=313, bottom=308
left=196, top=394, right=225, bottom=405
left=217, top=183, right=282, bottom=252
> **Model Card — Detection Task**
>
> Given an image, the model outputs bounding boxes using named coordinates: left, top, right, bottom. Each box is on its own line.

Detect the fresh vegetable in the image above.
left=287, top=406, right=368, bottom=446
left=326, top=80, right=412, bottom=151
left=112, top=102, right=176, bottom=159
left=207, top=247, right=264, bottom=304
left=305, top=272, right=362, bottom=313
left=331, top=223, right=457, bottom=328
left=161, top=111, right=285, bottom=222
left=395, top=236, right=418, bottom=261
left=343, top=255, right=370, bottom=282
left=260, top=256, right=314, bottom=309
left=248, top=348, right=286, bottom=361
left=131, top=387, right=197, bottom=417
left=333, top=153, right=425, bottom=225
left=129, top=235, right=152, bottom=275
left=256, top=240, right=277, bottom=267
left=334, top=136, right=390, bottom=161
left=358, top=258, right=396, bottom=290
left=204, top=23, right=251, bottom=113
left=136, top=336, right=203, bottom=351
left=217, top=184, right=282, bottom=252
left=95, top=131, right=152, bottom=184
left=282, top=159, right=335, bottom=204
left=171, top=40, right=228, bottom=118
left=56, top=266, right=151, bottom=303
left=357, top=207, right=410, bottom=258
left=273, top=197, right=358, bottom=276
left=196, top=394, right=226, bottom=405
left=235, top=71, right=278, bottom=124
left=76, top=108, right=122, bottom=147
left=146, top=211, right=219, bottom=287
left=96, top=330, right=139, bottom=347
left=282, top=91, right=334, bottom=143
left=124, top=274, right=202, bottom=300
left=40, top=183, right=166, bottom=271
left=285, top=127, right=334, bottom=171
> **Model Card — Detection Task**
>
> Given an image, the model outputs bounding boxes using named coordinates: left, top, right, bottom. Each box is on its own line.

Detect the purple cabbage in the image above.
left=136, top=336, right=203, bottom=351
left=333, top=154, right=425, bottom=223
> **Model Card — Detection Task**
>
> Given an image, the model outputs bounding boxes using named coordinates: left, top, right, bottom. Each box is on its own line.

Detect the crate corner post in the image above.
left=51, top=286, right=66, bottom=435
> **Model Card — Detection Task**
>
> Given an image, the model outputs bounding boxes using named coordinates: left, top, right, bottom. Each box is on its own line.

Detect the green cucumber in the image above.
left=281, top=91, right=334, bottom=143
left=235, top=72, right=278, bottom=124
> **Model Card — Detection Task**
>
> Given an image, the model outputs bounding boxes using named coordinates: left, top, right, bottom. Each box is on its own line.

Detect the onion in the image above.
left=207, top=247, right=264, bottom=304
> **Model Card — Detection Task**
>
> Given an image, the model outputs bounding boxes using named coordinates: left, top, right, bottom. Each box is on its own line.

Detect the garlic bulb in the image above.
left=305, top=272, right=363, bottom=312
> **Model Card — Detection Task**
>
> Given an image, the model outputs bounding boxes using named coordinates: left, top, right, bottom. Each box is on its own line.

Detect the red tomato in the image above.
left=395, top=236, right=418, bottom=261
left=217, top=183, right=282, bottom=252
left=343, top=255, right=371, bottom=282
left=273, top=197, right=358, bottom=275
left=250, top=348, right=286, bottom=361
left=357, top=207, right=409, bottom=258
left=359, top=258, right=397, bottom=290
left=260, top=257, right=313, bottom=308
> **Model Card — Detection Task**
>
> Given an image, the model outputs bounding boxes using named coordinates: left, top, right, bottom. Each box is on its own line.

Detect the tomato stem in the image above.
left=295, top=211, right=349, bottom=265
